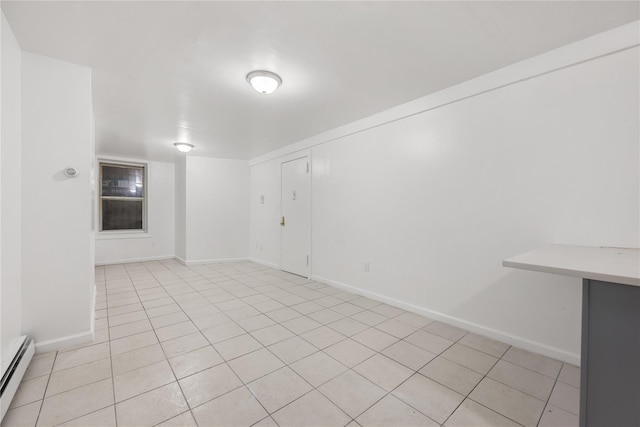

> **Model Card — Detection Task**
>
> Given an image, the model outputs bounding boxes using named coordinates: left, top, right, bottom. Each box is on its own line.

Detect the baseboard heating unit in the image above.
left=1, top=336, right=35, bottom=421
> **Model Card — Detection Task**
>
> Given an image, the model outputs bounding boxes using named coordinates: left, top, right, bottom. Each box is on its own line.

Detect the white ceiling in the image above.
left=3, top=1, right=638, bottom=162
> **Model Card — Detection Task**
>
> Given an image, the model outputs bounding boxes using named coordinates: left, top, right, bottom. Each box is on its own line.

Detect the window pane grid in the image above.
left=99, top=162, right=146, bottom=232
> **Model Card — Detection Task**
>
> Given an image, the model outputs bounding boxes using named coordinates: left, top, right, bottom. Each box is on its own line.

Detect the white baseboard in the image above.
left=34, top=330, right=94, bottom=353
left=176, top=257, right=249, bottom=267
left=248, top=258, right=280, bottom=269
left=1, top=337, right=34, bottom=421
left=312, top=274, right=580, bottom=366
left=95, top=255, right=175, bottom=266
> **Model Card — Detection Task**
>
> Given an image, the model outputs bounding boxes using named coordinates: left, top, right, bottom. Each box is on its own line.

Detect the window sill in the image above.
left=96, top=232, right=152, bottom=240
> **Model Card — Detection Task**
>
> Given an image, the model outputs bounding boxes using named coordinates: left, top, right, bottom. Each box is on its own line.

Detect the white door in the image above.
left=281, top=156, right=310, bottom=277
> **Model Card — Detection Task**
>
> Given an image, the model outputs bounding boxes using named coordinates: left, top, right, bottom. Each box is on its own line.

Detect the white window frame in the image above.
left=98, top=160, right=148, bottom=235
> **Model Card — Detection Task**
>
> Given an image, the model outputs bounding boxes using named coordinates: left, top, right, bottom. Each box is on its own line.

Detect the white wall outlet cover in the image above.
left=64, top=167, right=79, bottom=177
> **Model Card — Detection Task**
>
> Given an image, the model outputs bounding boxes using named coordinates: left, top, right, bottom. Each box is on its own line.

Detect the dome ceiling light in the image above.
left=246, top=70, right=282, bottom=95
left=174, top=142, right=194, bottom=153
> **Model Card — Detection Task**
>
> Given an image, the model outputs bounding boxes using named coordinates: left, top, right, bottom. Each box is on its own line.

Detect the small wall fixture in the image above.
left=174, top=142, right=194, bottom=153
left=246, top=70, right=282, bottom=95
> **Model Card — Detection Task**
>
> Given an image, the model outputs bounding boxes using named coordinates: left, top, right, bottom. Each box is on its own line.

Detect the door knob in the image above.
left=280, top=216, right=285, bottom=226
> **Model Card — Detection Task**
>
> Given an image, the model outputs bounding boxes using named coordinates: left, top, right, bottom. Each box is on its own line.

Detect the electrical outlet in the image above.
left=364, top=262, right=370, bottom=272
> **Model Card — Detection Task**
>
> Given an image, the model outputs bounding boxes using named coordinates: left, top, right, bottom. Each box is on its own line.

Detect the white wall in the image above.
left=183, top=156, right=250, bottom=263
left=249, top=24, right=639, bottom=364
left=95, top=157, right=175, bottom=265
left=21, top=52, right=94, bottom=349
left=1, top=12, right=23, bottom=370
left=174, top=156, right=186, bottom=260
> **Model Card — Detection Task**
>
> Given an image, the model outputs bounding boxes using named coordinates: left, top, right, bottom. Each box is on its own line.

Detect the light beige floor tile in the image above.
left=502, top=347, right=562, bottom=379
left=161, top=332, right=209, bottom=358
left=149, top=312, right=190, bottom=329
left=381, top=340, right=436, bottom=370
left=108, top=302, right=144, bottom=316
left=213, top=334, right=263, bottom=360
left=351, top=310, right=388, bottom=326
left=108, top=310, right=148, bottom=327
left=351, top=328, right=398, bottom=352
left=405, top=330, right=454, bottom=354
left=395, top=312, right=433, bottom=328
left=419, top=357, right=483, bottom=396
left=37, top=378, right=114, bottom=426
left=307, top=308, right=345, bottom=325
left=328, top=318, right=369, bottom=337
left=252, top=416, right=279, bottom=427
left=357, top=394, right=439, bottom=427
left=281, top=316, right=322, bottom=334
left=201, top=322, right=246, bottom=344
left=112, top=343, right=166, bottom=376
left=46, top=358, right=111, bottom=397
left=290, top=351, right=348, bottom=387
left=290, top=301, right=324, bottom=315
left=95, top=309, right=108, bottom=319
left=548, top=381, right=579, bottom=416
left=423, top=321, right=468, bottom=341
left=156, top=411, right=198, bottom=427
left=225, top=306, right=261, bottom=321
left=109, top=319, right=153, bottom=340
left=145, top=303, right=182, bottom=318
left=168, top=345, right=223, bottom=379
left=469, top=377, right=545, bottom=427
left=252, top=299, right=286, bottom=313
left=94, top=318, right=109, bottom=330
left=538, top=404, right=579, bottom=427
left=324, top=339, right=375, bottom=368
left=300, top=326, right=346, bottom=349
left=265, top=307, right=302, bottom=323
left=444, top=399, right=520, bottom=427
left=392, top=373, right=464, bottom=424
left=191, top=386, right=268, bottom=427
left=227, top=348, right=284, bottom=383
left=192, top=312, right=232, bottom=330
left=58, top=406, right=116, bottom=427
left=236, top=314, right=276, bottom=331
left=441, top=343, right=498, bottom=374
left=178, top=363, right=243, bottom=407
left=182, top=304, right=221, bottom=319
left=458, top=333, right=510, bottom=358
left=375, top=319, right=417, bottom=338
left=9, top=375, right=48, bottom=408
left=114, top=360, right=176, bottom=402
left=111, top=331, right=158, bottom=356
left=330, top=302, right=364, bottom=316
left=116, top=382, right=188, bottom=427
left=268, top=336, right=317, bottom=364
left=314, top=295, right=343, bottom=308
left=319, top=370, right=386, bottom=418
left=142, top=297, right=174, bottom=310
left=558, top=364, right=580, bottom=388
left=155, top=321, right=199, bottom=342
left=250, top=324, right=296, bottom=346
left=248, top=366, right=313, bottom=413
left=108, top=296, right=140, bottom=308
left=53, top=343, right=110, bottom=372
left=272, top=390, right=350, bottom=427
left=1, top=400, right=41, bottom=427
left=488, top=360, right=555, bottom=401
left=370, top=303, right=405, bottom=318
left=354, top=353, right=413, bottom=392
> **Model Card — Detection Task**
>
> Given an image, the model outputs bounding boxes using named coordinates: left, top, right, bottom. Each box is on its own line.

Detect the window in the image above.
left=99, top=162, right=146, bottom=232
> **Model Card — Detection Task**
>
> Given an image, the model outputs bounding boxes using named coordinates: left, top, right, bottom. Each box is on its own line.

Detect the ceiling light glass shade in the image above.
left=174, top=142, right=194, bottom=153
left=247, top=70, right=282, bottom=94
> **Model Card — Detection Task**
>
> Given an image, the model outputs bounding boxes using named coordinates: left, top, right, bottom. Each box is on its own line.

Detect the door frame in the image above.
left=280, top=154, right=312, bottom=279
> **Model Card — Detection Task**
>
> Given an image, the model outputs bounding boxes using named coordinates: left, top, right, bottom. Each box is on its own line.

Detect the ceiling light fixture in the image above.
left=174, top=142, right=194, bottom=153
left=246, top=70, right=282, bottom=95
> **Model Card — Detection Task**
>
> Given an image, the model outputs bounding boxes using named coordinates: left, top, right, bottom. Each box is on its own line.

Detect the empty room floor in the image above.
left=3, top=260, right=579, bottom=427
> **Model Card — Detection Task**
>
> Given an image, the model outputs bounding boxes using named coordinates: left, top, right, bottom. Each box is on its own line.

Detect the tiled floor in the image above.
left=2, top=260, right=580, bottom=427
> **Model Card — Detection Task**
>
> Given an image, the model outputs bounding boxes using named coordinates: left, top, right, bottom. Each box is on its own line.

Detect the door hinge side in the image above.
left=306, top=163, right=309, bottom=173
left=306, top=255, right=309, bottom=266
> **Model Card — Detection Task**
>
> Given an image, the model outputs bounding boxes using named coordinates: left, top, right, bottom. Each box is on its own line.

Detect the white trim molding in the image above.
left=95, top=255, right=175, bottom=266
left=34, top=331, right=94, bottom=353
left=312, top=274, right=581, bottom=366
left=248, top=258, right=280, bottom=270
left=175, top=256, right=249, bottom=267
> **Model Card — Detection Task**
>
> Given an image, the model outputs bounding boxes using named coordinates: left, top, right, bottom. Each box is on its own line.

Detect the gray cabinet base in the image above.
left=580, top=279, right=640, bottom=427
